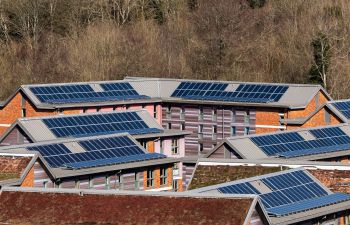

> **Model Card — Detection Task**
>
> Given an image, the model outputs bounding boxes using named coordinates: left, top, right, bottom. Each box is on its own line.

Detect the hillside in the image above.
left=0, top=0, right=349, bottom=99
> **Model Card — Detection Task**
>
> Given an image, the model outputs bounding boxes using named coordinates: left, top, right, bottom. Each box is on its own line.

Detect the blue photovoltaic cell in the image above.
left=30, top=82, right=149, bottom=104
left=267, top=193, right=350, bottom=216
left=42, top=111, right=163, bottom=138
left=171, top=82, right=288, bottom=103
left=331, top=100, right=350, bottom=119
left=217, top=170, right=330, bottom=212
left=251, top=127, right=350, bottom=158
left=26, top=135, right=165, bottom=169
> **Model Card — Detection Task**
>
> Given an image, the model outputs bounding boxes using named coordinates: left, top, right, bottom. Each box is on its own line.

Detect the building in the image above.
left=206, top=123, right=350, bottom=163
left=189, top=167, right=350, bottom=225
left=0, top=77, right=338, bottom=157
left=0, top=110, right=190, bottom=189
left=0, top=187, right=270, bottom=225
left=187, top=158, right=350, bottom=194
left=0, top=133, right=178, bottom=191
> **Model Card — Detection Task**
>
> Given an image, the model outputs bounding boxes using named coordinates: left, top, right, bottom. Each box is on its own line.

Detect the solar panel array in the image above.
left=331, top=100, right=350, bottom=119
left=171, top=82, right=289, bottom=103
left=26, top=135, right=165, bottom=169
left=42, top=111, right=162, bottom=138
left=29, top=82, right=149, bottom=104
left=217, top=170, right=350, bottom=216
left=250, top=127, right=350, bottom=158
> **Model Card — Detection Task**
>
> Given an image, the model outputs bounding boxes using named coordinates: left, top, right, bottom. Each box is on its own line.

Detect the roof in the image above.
left=188, top=158, right=350, bottom=193
left=189, top=167, right=350, bottom=225
left=280, top=102, right=347, bottom=125
left=0, top=187, right=266, bottom=225
left=206, top=123, right=350, bottom=160
left=326, top=99, right=350, bottom=122
left=0, top=133, right=176, bottom=179
left=0, top=109, right=189, bottom=143
left=0, top=77, right=330, bottom=110
left=0, top=155, right=34, bottom=185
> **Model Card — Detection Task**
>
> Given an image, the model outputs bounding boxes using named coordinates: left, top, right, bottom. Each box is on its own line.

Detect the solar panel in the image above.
left=217, top=170, right=329, bottom=210
left=26, top=135, right=165, bottom=169
left=267, top=193, right=350, bottom=216
left=42, top=111, right=163, bottom=138
left=171, top=82, right=289, bottom=103
left=30, top=82, right=149, bottom=104
left=331, top=100, right=350, bottom=119
left=251, top=127, right=350, bottom=157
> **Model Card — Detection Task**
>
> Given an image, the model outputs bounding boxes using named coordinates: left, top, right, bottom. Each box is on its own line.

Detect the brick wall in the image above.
left=287, top=108, right=343, bottom=130
left=21, top=166, right=34, bottom=187
left=255, top=109, right=281, bottom=134
left=288, top=91, right=329, bottom=119
left=308, top=169, right=350, bottom=194
left=0, top=93, right=23, bottom=134
left=0, top=156, right=31, bottom=175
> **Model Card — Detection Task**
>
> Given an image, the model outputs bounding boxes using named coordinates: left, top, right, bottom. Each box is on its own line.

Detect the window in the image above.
left=232, top=110, right=236, bottom=123
left=198, top=124, right=203, bottom=139
left=199, top=107, right=204, bottom=121
left=180, top=107, right=185, bottom=120
left=198, top=143, right=204, bottom=154
left=75, top=180, right=80, bottom=189
left=118, top=174, right=124, bottom=190
left=212, top=125, right=217, bottom=140
left=160, top=139, right=164, bottom=154
left=244, top=111, right=250, bottom=124
left=231, top=126, right=236, bottom=136
left=153, top=104, right=157, bottom=118
left=146, top=169, right=155, bottom=187
left=160, top=167, right=168, bottom=186
left=166, top=105, right=171, bottom=119
left=89, top=177, right=94, bottom=189
left=134, top=173, right=140, bottom=190
left=140, top=141, right=147, bottom=149
left=172, top=180, right=179, bottom=192
left=167, top=123, right=172, bottom=129
left=21, top=109, right=26, bottom=117
left=212, top=107, right=217, bottom=121
left=325, top=110, right=331, bottom=125
left=171, top=139, right=179, bottom=155
left=105, top=176, right=110, bottom=190
left=181, top=123, right=185, bottom=130
left=345, top=213, right=350, bottom=225
left=244, top=127, right=250, bottom=135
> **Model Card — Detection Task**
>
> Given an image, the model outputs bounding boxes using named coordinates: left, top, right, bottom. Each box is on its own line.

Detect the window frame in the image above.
left=160, top=167, right=168, bottom=186
left=171, top=138, right=179, bottom=155
left=146, top=169, right=155, bottom=188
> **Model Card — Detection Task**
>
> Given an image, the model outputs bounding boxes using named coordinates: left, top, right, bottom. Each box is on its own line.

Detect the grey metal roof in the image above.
left=0, top=77, right=330, bottom=110
left=206, top=123, right=350, bottom=161
left=188, top=167, right=350, bottom=224
left=326, top=99, right=350, bottom=122
left=189, top=167, right=330, bottom=194
left=196, top=158, right=350, bottom=169
left=280, top=102, right=347, bottom=125
left=0, top=133, right=178, bottom=179
left=0, top=109, right=190, bottom=143
left=125, top=76, right=331, bottom=109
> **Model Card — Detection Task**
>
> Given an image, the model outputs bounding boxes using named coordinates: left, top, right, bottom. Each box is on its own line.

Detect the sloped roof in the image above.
left=189, top=167, right=350, bottom=225
left=0, top=77, right=330, bottom=110
left=326, top=99, right=350, bottom=122
left=0, top=187, right=264, bottom=225
left=0, top=109, right=189, bottom=143
left=206, top=123, right=350, bottom=160
left=187, top=158, right=350, bottom=193
left=0, top=133, right=176, bottom=179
